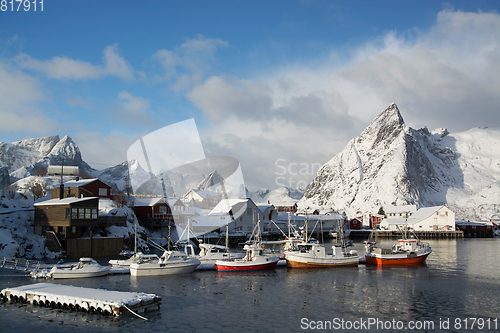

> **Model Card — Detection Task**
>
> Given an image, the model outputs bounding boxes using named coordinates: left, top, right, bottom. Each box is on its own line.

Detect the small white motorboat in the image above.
left=129, top=251, right=200, bottom=276
left=49, top=258, right=111, bottom=279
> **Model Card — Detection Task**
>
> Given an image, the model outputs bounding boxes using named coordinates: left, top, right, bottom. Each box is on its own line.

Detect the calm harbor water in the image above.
left=1, top=238, right=499, bottom=333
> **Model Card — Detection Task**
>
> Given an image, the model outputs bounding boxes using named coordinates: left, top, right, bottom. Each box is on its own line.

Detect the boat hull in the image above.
left=51, top=267, right=111, bottom=279
left=364, top=252, right=430, bottom=265
left=214, top=260, right=278, bottom=271
left=214, top=255, right=279, bottom=271
left=130, top=261, right=200, bottom=276
left=285, top=254, right=359, bottom=268
left=286, top=259, right=358, bottom=268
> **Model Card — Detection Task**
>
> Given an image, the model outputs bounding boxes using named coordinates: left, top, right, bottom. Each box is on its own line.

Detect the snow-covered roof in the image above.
left=209, top=198, right=248, bottom=216
left=183, top=189, right=215, bottom=200
left=133, top=197, right=166, bottom=207
left=63, top=178, right=102, bottom=188
left=257, top=204, right=274, bottom=212
left=166, top=198, right=183, bottom=207
left=34, top=197, right=99, bottom=206
left=384, top=206, right=447, bottom=225
left=385, top=205, right=417, bottom=214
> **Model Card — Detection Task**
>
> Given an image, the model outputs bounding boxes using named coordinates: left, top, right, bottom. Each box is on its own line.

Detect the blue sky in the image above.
left=1, top=0, right=499, bottom=190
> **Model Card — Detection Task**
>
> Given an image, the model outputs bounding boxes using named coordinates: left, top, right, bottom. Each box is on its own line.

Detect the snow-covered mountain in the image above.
left=196, top=170, right=225, bottom=190
left=300, top=103, right=500, bottom=222
left=249, top=186, right=306, bottom=205
left=0, top=135, right=93, bottom=185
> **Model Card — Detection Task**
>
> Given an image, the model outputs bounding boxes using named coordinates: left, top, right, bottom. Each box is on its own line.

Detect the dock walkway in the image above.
left=1, top=282, right=161, bottom=316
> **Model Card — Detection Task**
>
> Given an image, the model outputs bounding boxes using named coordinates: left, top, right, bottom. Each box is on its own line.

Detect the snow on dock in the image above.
left=0, top=283, right=161, bottom=317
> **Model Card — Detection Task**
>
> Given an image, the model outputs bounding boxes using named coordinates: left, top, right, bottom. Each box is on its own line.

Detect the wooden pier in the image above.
left=1, top=283, right=161, bottom=317
left=350, top=230, right=464, bottom=239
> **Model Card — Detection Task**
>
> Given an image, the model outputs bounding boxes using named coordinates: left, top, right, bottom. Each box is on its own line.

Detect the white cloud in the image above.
left=14, top=44, right=134, bottom=81
left=73, top=131, right=137, bottom=169
left=189, top=9, right=500, bottom=190
left=102, top=44, right=134, bottom=80
left=0, top=63, right=56, bottom=135
left=152, top=35, right=229, bottom=91
left=112, top=91, right=153, bottom=126
left=66, top=96, right=95, bottom=109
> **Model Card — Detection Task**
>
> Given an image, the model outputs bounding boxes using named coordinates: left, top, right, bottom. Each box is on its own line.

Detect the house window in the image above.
left=40, top=209, right=44, bottom=218
left=72, top=226, right=77, bottom=234
left=99, top=188, right=108, bottom=196
left=92, top=208, right=97, bottom=219
left=66, top=208, right=70, bottom=219
left=159, top=206, right=167, bottom=214
left=85, top=208, right=91, bottom=219
left=72, top=208, right=78, bottom=218
left=78, top=208, right=85, bottom=219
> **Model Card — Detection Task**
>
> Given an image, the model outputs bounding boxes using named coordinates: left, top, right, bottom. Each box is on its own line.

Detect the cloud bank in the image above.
left=188, top=10, right=500, bottom=190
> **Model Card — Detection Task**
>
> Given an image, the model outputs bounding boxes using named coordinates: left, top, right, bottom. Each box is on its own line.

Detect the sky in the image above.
left=1, top=0, right=499, bottom=192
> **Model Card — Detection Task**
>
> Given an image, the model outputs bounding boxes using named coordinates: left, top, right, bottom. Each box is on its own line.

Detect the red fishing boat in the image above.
left=364, top=235, right=432, bottom=266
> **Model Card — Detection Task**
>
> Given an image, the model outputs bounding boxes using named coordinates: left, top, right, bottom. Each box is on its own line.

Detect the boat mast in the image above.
left=134, top=221, right=137, bottom=254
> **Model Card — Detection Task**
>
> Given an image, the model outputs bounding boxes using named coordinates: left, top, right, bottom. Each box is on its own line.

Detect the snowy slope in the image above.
left=0, top=135, right=94, bottom=185
left=249, top=186, right=306, bottom=205
left=300, top=103, right=500, bottom=222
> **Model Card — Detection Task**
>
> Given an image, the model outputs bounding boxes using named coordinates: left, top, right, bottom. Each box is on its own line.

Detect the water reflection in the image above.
left=1, top=239, right=499, bottom=332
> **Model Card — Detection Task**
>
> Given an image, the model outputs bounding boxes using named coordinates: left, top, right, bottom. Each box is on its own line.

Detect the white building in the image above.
left=182, top=189, right=219, bottom=208
left=379, top=206, right=455, bottom=231
left=384, top=205, right=417, bottom=218
left=191, top=198, right=264, bottom=235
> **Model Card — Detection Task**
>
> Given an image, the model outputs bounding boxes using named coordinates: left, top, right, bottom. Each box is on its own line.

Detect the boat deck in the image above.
left=0, top=282, right=161, bottom=317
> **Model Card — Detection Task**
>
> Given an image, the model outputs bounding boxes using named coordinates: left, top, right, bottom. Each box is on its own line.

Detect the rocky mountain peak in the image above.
left=300, top=103, right=500, bottom=221
left=0, top=135, right=93, bottom=184
left=196, top=170, right=225, bottom=190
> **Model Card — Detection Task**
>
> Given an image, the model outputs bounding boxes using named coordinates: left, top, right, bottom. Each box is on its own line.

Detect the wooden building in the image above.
left=51, top=178, right=112, bottom=199
left=349, top=217, right=363, bottom=230
left=133, top=197, right=173, bottom=229
left=34, top=197, right=101, bottom=256
left=456, top=221, right=494, bottom=237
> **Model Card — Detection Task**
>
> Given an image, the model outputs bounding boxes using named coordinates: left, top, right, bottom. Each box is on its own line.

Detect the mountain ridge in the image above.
left=300, top=103, right=500, bottom=222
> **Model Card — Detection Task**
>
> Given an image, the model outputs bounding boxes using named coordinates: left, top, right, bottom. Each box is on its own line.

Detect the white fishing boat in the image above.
left=177, top=219, right=245, bottom=267
left=108, top=252, right=160, bottom=267
left=285, top=242, right=359, bottom=268
left=49, top=258, right=111, bottom=279
left=214, top=216, right=279, bottom=272
left=129, top=251, right=200, bottom=276
left=184, top=242, right=245, bottom=264
left=284, top=217, right=359, bottom=268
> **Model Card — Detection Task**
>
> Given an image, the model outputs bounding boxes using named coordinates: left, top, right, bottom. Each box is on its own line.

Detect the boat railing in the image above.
left=1, top=256, right=48, bottom=272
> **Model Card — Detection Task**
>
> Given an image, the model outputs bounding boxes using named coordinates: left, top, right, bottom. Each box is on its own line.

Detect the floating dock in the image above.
left=0, top=283, right=161, bottom=317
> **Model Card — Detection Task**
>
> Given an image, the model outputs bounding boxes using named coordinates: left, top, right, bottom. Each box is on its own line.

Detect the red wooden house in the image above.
left=51, top=178, right=112, bottom=199
left=133, top=197, right=173, bottom=229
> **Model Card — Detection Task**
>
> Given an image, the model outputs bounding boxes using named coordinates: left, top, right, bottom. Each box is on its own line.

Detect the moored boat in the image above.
left=214, top=243, right=279, bottom=271
left=108, top=252, right=160, bottom=267
left=49, top=258, right=111, bottom=279
left=129, top=251, right=200, bottom=276
left=364, top=238, right=432, bottom=265
left=214, top=216, right=279, bottom=272
left=285, top=242, right=359, bottom=268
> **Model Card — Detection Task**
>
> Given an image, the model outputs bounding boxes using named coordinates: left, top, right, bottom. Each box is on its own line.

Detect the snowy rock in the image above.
left=300, top=103, right=500, bottom=221
left=0, top=135, right=93, bottom=182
